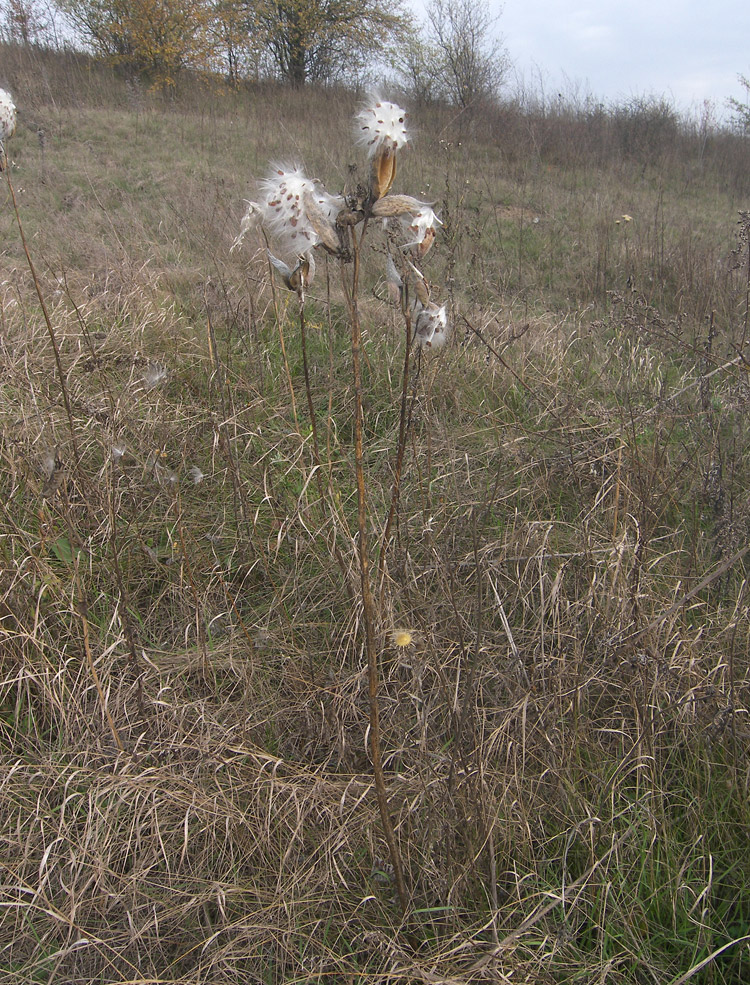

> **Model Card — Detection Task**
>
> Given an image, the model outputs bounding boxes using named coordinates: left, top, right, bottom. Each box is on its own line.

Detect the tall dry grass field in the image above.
left=2, top=42, right=750, bottom=985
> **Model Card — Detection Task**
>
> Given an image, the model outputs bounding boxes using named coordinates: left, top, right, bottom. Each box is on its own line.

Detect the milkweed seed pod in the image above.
left=386, top=254, right=431, bottom=308
left=401, top=205, right=442, bottom=257
left=371, top=195, right=441, bottom=256
left=302, top=189, right=340, bottom=253
left=266, top=250, right=313, bottom=297
left=371, top=194, right=425, bottom=219
left=354, top=97, right=409, bottom=202
left=404, top=258, right=431, bottom=306
left=259, top=165, right=342, bottom=256
left=0, top=87, right=17, bottom=172
left=386, top=255, right=403, bottom=304
left=413, top=302, right=449, bottom=350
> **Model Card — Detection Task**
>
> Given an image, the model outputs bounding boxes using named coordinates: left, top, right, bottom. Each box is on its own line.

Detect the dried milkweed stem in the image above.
left=340, top=226, right=409, bottom=917
left=377, top=302, right=414, bottom=599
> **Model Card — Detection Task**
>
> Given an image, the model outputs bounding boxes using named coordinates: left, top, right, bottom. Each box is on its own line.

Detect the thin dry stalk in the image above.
left=6, top=168, right=81, bottom=467
left=377, top=296, right=415, bottom=599
left=340, top=225, right=409, bottom=916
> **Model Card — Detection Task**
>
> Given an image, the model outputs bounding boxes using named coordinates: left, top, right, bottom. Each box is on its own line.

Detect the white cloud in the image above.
left=496, top=0, right=750, bottom=115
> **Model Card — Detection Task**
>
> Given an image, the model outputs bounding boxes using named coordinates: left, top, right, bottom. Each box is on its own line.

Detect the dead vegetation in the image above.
left=2, top=44, right=750, bottom=985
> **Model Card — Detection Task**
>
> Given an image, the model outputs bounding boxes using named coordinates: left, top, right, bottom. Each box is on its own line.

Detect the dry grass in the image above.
left=2, top=44, right=750, bottom=985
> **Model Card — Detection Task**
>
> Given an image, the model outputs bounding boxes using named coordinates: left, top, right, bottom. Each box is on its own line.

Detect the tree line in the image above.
left=0, top=0, right=508, bottom=101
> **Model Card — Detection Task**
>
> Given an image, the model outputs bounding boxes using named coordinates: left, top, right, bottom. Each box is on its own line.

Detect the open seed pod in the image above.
left=288, top=255, right=311, bottom=294
left=354, top=97, right=409, bottom=203
left=302, top=190, right=340, bottom=254
left=413, top=302, right=449, bottom=349
left=370, top=145, right=397, bottom=202
left=406, top=259, right=431, bottom=306
left=371, top=195, right=423, bottom=219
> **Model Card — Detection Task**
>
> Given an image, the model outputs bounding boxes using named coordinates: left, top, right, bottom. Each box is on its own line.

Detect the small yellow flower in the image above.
left=622, top=214, right=633, bottom=222
left=391, top=628, right=416, bottom=648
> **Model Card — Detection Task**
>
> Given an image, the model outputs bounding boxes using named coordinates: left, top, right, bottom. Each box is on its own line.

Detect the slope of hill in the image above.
left=2, top=43, right=750, bottom=985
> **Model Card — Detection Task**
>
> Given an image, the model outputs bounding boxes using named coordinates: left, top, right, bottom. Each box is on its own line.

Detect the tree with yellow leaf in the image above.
left=239, top=0, right=406, bottom=86
left=59, top=0, right=406, bottom=86
left=59, top=0, right=215, bottom=84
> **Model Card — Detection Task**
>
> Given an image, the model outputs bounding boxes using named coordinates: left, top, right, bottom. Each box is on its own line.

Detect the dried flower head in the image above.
left=0, top=87, right=16, bottom=172
left=111, top=441, right=127, bottom=463
left=413, top=302, right=449, bottom=349
left=188, top=465, right=205, bottom=484
left=390, top=628, right=417, bottom=648
left=259, top=165, right=342, bottom=255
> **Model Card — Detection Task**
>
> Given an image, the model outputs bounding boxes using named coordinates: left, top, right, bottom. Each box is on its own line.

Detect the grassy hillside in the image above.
left=2, top=43, right=750, bottom=985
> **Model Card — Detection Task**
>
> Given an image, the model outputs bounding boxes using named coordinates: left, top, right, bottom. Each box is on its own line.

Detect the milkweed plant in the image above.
left=233, top=95, right=448, bottom=349
left=233, top=96, right=449, bottom=914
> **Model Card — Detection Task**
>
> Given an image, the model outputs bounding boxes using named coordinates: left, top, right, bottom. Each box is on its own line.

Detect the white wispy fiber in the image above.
left=354, top=97, right=409, bottom=157
left=413, top=302, right=449, bottom=349
left=258, top=165, right=342, bottom=254
left=231, top=201, right=262, bottom=251
left=40, top=450, right=57, bottom=480
left=0, top=87, right=16, bottom=171
left=143, top=363, right=168, bottom=389
left=386, top=255, right=403, bottom=303
left=401, top=205, right=442, bottom=254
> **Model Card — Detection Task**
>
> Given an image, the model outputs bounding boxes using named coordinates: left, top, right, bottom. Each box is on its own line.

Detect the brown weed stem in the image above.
left=340, top=227, right=409, bottom=916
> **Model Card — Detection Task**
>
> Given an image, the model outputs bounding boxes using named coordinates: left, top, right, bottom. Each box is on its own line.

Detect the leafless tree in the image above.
left=426, top=0, right=507, bottom=108
left=728, top=74, right=750, bottom=134
left=0, top=0, right=53, bottom=45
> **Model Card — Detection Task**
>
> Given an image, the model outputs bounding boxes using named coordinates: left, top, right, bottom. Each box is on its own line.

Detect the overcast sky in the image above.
left=482, top=1, right=750, bottom=120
